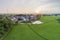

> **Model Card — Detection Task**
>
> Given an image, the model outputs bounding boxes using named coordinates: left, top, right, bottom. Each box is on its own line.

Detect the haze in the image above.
left=0, top=0, right=60, bottom=14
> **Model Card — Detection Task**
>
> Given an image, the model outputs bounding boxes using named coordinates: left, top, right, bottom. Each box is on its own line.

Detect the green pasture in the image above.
left=4, top=16, right=60, bottom=40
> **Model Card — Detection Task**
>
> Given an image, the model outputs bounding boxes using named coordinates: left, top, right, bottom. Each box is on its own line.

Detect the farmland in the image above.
left=4, top=16, right=60, bottom=40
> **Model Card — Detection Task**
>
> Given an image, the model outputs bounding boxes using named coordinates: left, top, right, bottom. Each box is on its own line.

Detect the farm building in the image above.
left=14, top=14, right=41, bottom=23
left=5, top=14, right=41, bottom=23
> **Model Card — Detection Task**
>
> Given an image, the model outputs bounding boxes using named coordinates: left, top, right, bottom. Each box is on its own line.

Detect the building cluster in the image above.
left=5, top=14, right=40, bottom=23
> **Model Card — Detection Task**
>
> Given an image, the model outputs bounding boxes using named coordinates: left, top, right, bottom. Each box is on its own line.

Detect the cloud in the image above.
left=0, top=0, right=60, bottom=13
left=35, top=2, right=60, bottom=13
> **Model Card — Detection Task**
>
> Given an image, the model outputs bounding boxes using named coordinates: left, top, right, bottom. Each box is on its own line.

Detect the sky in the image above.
left=0, top=0, right=60, bottom=14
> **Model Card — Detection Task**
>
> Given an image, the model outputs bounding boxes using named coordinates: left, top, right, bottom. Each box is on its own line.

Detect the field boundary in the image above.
left=27, top=24, right=48, bottom=40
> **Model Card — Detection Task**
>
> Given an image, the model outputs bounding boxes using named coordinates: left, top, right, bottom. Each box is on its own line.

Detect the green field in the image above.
left=4, top=16, right=60, bottom=40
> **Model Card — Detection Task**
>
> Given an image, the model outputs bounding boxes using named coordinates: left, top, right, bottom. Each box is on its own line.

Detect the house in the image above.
left=6, top=14, right=41, bottom=23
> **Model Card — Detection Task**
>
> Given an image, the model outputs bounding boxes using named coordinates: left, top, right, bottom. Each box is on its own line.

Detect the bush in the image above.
left=0, top=18, right=14, bottom=38
left=56, top=18, right=60, bottom=23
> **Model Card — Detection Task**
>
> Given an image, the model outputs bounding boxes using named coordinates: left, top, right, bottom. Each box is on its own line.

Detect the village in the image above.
left=0, top=14, right=42, bottom=24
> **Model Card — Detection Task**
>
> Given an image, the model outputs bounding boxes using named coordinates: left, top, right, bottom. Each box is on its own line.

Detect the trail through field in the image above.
left=4, top=16, right=60, bottom=40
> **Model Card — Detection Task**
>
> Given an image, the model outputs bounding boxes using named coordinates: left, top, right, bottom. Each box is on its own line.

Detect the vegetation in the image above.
left=3, top=16, right=60, bottom=40
left=0, top=18, right=14, bottom=39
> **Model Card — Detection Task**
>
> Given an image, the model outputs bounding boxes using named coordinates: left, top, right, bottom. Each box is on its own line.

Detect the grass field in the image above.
left=4, top=16, right=60, bottom=40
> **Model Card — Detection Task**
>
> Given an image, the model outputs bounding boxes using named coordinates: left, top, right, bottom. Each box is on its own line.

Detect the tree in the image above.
left=0, top=18, right=14, bottom=38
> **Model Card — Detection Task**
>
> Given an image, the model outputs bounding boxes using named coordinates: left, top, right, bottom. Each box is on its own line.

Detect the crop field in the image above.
left=4, top=16, right=60, bottom=40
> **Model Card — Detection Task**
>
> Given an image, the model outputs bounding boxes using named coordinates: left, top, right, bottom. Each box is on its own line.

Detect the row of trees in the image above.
left=0, top=18, right=14, bottom=39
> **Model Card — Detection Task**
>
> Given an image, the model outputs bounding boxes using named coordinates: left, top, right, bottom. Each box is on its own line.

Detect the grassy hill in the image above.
left=4, top=16, right=60, bottom=40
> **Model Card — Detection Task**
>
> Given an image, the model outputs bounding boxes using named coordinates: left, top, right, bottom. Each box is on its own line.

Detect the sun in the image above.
left=34, top=6, right=43, bottom=14
left=35, top=10, right=39, bottom=13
